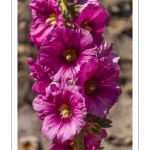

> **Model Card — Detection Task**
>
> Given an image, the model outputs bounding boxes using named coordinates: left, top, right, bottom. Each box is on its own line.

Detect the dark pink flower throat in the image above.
left=64, top=49, right=77, bottom=63
left=81, top=22, right=92, bottom=32
left=85, top=80, right=96, bottom=94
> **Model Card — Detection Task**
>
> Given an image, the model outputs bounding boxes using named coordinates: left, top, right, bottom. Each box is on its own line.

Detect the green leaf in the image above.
left=85, top=114, right=113, bottom=128
left=58, top=0, right=79, bottom=27
left=59, top=0, right=69, bottom=15
left=66, top=2, right=79, bottom=18
left=89, top=123, right=102, bottom=135
left=75, top=5, right=83, bottom=12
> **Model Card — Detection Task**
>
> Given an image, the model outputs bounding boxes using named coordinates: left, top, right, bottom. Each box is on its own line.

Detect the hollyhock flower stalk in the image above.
left=27, top=0, right=122, bottom=149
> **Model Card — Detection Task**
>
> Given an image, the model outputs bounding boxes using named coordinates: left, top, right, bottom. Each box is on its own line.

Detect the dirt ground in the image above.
left=18, top=0, right=132, bottom=149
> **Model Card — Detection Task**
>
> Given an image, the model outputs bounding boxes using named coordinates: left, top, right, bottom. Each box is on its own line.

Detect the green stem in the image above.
left=75, top=131, right=85, bottom=150
left=59, top=0, right=69, bottom=15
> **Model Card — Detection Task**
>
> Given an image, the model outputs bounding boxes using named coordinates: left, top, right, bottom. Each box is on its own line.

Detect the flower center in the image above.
left=64, top=50, right=76, bottom=63
left=45, top=14, right=58, bottom=24
left=85, top=80, right=96, bottom=94
left=81, top=22, right=92, bottom=32
left=59, top=104, right=72, bottom=119
left=88, top=85, right=96, bottom=91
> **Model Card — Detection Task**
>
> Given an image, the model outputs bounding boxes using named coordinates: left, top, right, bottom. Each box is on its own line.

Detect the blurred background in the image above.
left=18, top=0, right=132, bottom=149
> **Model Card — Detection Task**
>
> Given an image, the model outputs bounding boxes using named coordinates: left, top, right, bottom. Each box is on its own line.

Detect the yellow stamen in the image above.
left=59, top=104, right=72, bottom=119
left=60, top=109, right=70, bottom=118
left=66, top=55, right=72, bottom=61
left=45, top=14, right=57, bottom=24
left=64, top=49, right=76, bottom=62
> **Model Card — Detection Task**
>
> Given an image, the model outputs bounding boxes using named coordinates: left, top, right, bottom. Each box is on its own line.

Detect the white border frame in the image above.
left=10, top=0, right=142, bottom=149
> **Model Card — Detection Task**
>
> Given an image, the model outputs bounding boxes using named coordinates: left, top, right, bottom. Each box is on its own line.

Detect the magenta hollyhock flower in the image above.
left=97, top=41, right=114, bottom=57
left=32, top=94, right=53, bottom=120
left=49, top=129, right=107, bottom=150
left=76, top=4, right=109, bottom=37
left=50, top=139, right=74, bottom=150
left=29, top=0, right=64, bottom=47
left=76, top=56, right=122, bottom=117
left=75, top=2, right=109, bottom=45
left=27, top=57, right=52, bottom=94
left=39, top=27, right=97, bottom=83
left=84, top=129, right=107, bottom=150
left=33, top=85, right=87, bottom=142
